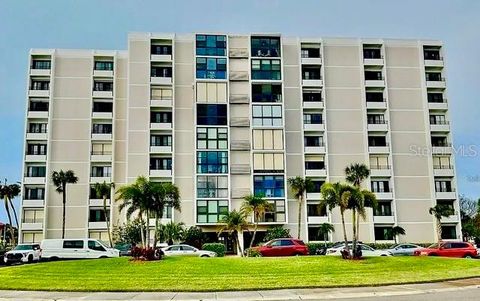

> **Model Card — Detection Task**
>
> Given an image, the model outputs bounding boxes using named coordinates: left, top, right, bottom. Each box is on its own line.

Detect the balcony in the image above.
left=149, top=169, right=172, bottom=177
left=304, top=145, right=326, bottom=154
left=149, top=217, right=172, bottom=227
left=305, top=169, right=327, bottom=177
left=301, top=57, right=323, bottom=65
left=151, top=54, right=172, bottom=62
left=22, top=199, right=44, bottom=207
left=303, top=101, right=324, bottom=109
left=307, top=216, right=329, bottom=224
left=430, top=121, right=450, bottom=132
left=23, top=176, right=45, bottom=185
left=26, top=132, right=48, bottom=140
left=370, top=165, right=392, bottom=177
left=306, top=192, right=322, bottom=200
left=230, top=164, right=251, bottom=175
left=229, top=71, right=249, bottom=81
left=92, top=112, right=113, bottom=119
left=90, top=176, right=111, bottom=183
left=92, top=90, right=113, bottom=98
left=150, top=99, right=173, bottom=107
left=230, top=117, right=250, bottom=127
left=366, top=100, right=387, bottom=109
left=364, top=58, right=384, bottom=66
left=302, top=78, right=323, bottom=87
left=436, top=190, right=456, bottom=199
left=30, top=68, right=51, bottom=76
left=229, top=94, right=250, bottom=104
left=374, top=191, right=394, bottom=200
left=151, top=76, right=172, bottom=85
left=433, top=164, right=454, bottom=177
left=367, top=122, right=388, bottom=132
left=373, top=215, right=395, bottom=224
left=425, top=75, right=446, bottom=88
left=150, top=122, right=172, bottom=130
left=25, top=155, right=47, bottom=162
left=229, top=48, right=249, bottom=58
left=441, top=212, right=460, bottom=223
left=230, top=140, right=251, bottom=151
left=89, top=199, right=111, bottom=207
left=432, top=143, right=452, bottom=154
left=27, top=111, right=49, bottom=119
left=428, top=101, right=448, bottom=110
left=93, top=70, right=114, bottom=77
left=21, top=222, right=43, bottom=231
left=91, top=153, right=112, bottom=162
left=91, top=133, right=112, bottom=141
left=150, top=146, right=172, bottom=154
left=365, top=79, right=385, bottom=87
left=29, top=89, right=49, bottom=98
left=88, top=221, right=108, bottom=230
left=304, top=123, right=325, bottom=131
left=368, top=145, right=390, bottom=154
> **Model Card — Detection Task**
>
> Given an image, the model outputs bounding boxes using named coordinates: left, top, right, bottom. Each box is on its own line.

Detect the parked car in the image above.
left=380, top=243, right=422, bottom=256
left=40, top=239, right=119, bottom=260
left=252, top=238, right=309, bottom=257
left=326, top=243, right=392, bottom=257
left=0, top=249, right=6, bottom=265
left=3, top=243, right=41, bottom=265
left=161, top=244, right=216, bottom=257
left=414, top=242, right=478, bottom=258
left=114, top=243, right=133, bottom=256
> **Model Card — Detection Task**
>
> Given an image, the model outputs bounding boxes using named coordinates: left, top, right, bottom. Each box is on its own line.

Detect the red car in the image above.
left=253, top=238, right=309, bottom=257
left=414, top=241, right=477, bottom=258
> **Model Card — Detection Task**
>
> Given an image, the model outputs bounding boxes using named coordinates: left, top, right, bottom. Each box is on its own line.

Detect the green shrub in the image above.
left=306, top=242, right=327, bottom=255
left=183, top=226, right=205, bottom=249
left=202, top=243, right=226, bottom=257
left=245, top=248, right=261, bottom=257
left=264, top=226, right=291, bottom=242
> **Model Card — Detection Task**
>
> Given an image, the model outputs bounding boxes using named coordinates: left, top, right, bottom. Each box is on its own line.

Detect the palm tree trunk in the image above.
left=153, top=212, right=159, bottom=248
left=297, top=196, right=303, bottom=239
left=235, top=232, right=243, bottom=257
left=8, top=199, right=19, bottom=231
left=62, top=186, right=66, bottom=239
left=356, top=211, right=360, bottom=242
left=437, top=218, right=443, bottom=246
left=145, top=210, right=150, bottom=248
left=249, top=218, right=258, bottom=250
left=352, top=209, right=357, bottom=259
left=341, top=211, right=349, bottom=257
left=4, top=197, right=15, bottom=245
left=139, top=216, right=145, bottom=247
left=103, top=196, right=113, bottom=247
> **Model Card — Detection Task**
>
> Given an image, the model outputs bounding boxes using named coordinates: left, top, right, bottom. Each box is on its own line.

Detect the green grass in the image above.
left=0, top=256, right=479, bottom=292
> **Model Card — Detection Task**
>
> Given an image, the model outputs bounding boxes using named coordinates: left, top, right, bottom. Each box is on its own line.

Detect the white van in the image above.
left=40, top=239, right=120, bottom=260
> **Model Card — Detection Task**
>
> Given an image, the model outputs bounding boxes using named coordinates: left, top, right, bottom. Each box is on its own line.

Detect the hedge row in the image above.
left=202, top=243, right=226, bottom=257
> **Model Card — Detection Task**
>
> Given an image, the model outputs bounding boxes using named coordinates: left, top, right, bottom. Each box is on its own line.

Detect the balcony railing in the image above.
left=431, top=142, right=452, bottom=147
left=91, top=150, right=113, bottom=155
left=433, top=164, right=453, bottom=169
left=430, top=120, right=449, bottom=125
left=370, top=164, right=391, bottom=170
left=22, top=218, right=44, bottom=224
left=435, top=187, right=455, bottom=193
left=367, top=119, right=387, bottom=125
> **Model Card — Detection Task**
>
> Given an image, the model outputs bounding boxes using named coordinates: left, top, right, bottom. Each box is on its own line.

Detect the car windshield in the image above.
left=428, top=244, right=440, bottom=249
left=13, top=245, right=33, bottom=251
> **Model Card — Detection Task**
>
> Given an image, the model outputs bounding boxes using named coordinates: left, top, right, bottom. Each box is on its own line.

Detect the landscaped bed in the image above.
left=0, top=256, right=479, bottom=292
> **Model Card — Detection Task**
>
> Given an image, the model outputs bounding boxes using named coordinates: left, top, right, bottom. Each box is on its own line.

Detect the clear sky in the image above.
left=1, top=0, right=479, bottom=222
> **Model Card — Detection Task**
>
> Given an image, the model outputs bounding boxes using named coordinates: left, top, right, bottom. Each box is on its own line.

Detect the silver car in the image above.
left=161, top=244, right=217, bottom=257
left=382, top=244, right=422, bottom=256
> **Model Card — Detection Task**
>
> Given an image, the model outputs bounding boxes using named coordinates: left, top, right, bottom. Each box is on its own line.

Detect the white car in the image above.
left=40, top=239, right=119, bottom=260
left=326, top=243, right=392, bottom=257
left=162, top=244, right=217, bottom=257
left=381, top=244, right=422, bottom=256
left=4, top=243, right=41, bottom=265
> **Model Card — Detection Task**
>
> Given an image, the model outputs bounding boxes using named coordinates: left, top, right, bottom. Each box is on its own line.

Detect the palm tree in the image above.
left=51, top=170, right=78, bottom=239
left=218, top=210, right=249, bottom=256
left=345, top=163, right=371, bottom=258
left=392, top=226, right=406, bottom=244
left=158, top=221, right=184, bottom=245
left=0, top=181, right=21, bottom=245
left=287, top=176, right=313, bottom=239
left=93, top=181, right=114, bottom=247
left=320, top=182, right=354, bottom=256
left=317, top=223, right=335, bottom=248
left=116, top=176, right=153, bottom=246
left=151, top=182, right=181, bottom=247
left=241, top=194, right=271, bottom=249
left=429, top=205, right=455, bottom=246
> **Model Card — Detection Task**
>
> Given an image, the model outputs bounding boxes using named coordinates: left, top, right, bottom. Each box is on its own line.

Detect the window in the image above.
left=435, top=181, right=452, bottom=192
left=151, top=45, right=172, bottom=55
left=93, top=81, right=112, bottom=91
left=301, top=48, right=320, bottom=58
left=196, top=35, right=227, bottom=56
left=196, top=104, right=227, bottom=125
left=432, top=155, right=451, bottom=169
left=307, top=181, right=324, bottom=193
left=92, top=124, right=112, bottom=134
left=252, top=129, right=284, bottom=150
left=370, top=155, right=389, bottom=169
left=151, top=66, right=172, bottom=77
left=374, top=227, right=394, bottom=240
left=91, top=166, right=112, bottom=177
left=368, top=136, right=387, bottom=147
left=366, top=91, right=384, bottom=102
left=151, top=111, right=172, bottom=123
left=32, top=60, right=51, bottom=70
left=307, top=204, right=327, bottom=216
left=252, top=84, right=282, bottom=102
left=26, top=144, right=47, bottom=155
left=430, top=115, right=447, bottom=125
left=196, top=128, right=227, bottom=149
left=196, top=57, right=227, bottom=79
left=308, top=226, right=328, bottom=242
left=150, top=158, right=172, bottom=170
left=303, top=113, right=322, bottom=124
left=26, top=166, right=46, bottom=177
left=260, top=200, right=286, bottom=222
left=196, top=82, right=227, bottom=103
left=24, top=187, right=45, bottom=200
left=437, top=200, right=455, bottom=212
left=375, top=201, right=392, bottom=216
left=29, top=100, right=49, bottom=111
left=63, top=240, right=84, bottom=249
left=303, top=89, right=322, bottom=102
left=89, top=185, right=111, bottom=199
left=251, top=59, right=281, bottom=80
left=304, top=136, right=323, bottom=147
left=23, top=209, right=44, bottom=223
left=424, top=47, right=441, bottom=60
left=22, top=232, right=43, bottom=244
left=91, top=143, right=112, bottom=155
left=151, top=135, right=172, bottom=147
left=431, top=136, right=449, bottom=147
left=197, top=200, right=228, bottom=223
left=371, top=181, right=390, bottom=193
left=93, top=102, right=113, bottom=113
left=365, top=71, right=383, bottom=80
left=253, top=153, right=284, bottom=173
left=251, top=37, right=281, bottom=57
left=363, top=47, right=382, bottom=59
left=367, top=114, right=385, bottom=124
left=426, top=72, right=442, bottom=81
left=305, top=160, right=325, bottom=170
left=88, top=240, right=106, bottom=252
left=252, top=105, right=282, bottom=126
left=428, top=93, right=444, bottom=103
left=28, top=123, right=47, bottom=133
left=197, top=176, right=228, bottom=198
left=94, top=61, right=113, bottom=71
left=197, top=151, right=228, bottom=174
left=31, top=80, right=49, bottom=90
left=89, top=209, right=109, bottom=222
left=151, top=87, right=173, bottom=100
left=254, top=175, right=284, bottom=198
left=302, top=66, right=321, bottom=80
left=441, top=226, right=457, bottom=239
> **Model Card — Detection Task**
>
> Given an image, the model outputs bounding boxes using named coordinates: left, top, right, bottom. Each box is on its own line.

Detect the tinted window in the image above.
left=88, top=240, right=106, bottom=252
left=63, top=240, right=84, bottom=249
left=197, top=104, right=227, bottom=125
left=451, top=243, right=467, bottom=249
left=269, top=240, right=282, bottom=247
left=182, top=246, right=194, bottom=251
left=280, top=240, right=294, bottom=246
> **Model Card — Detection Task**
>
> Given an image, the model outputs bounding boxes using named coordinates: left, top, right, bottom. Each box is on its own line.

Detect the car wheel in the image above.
left=99, top=256, right=108, bottom=259
left=429, top=253, right=438, bottom=256
left=200, top=254, right=210, bottom=258
left=28, top=255, right=34, bottom=263
left=50, top=256, right=59, bottom=261
left=464, top=254, right=473, bottom=259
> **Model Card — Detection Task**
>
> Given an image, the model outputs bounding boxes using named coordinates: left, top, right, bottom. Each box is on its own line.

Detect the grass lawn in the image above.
left=0, top=256, right=479, bottom=292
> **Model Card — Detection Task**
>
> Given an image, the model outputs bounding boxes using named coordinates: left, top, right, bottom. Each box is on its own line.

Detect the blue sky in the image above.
left=1, top=0, right=479, bottom=222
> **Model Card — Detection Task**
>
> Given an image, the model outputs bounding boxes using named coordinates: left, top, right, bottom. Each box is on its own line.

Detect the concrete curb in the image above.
left=0, top=278, right=479, bottom=300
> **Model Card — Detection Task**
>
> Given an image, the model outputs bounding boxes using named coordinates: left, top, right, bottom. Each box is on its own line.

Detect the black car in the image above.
left=114, top=243, right=133, bottom=256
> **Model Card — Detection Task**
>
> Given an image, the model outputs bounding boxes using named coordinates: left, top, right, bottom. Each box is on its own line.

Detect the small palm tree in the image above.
left=287, top=176, right=313, bottom=239
left=151, top=182, right=181, bottom=247
left=320, top=182, right=353, bottom=256
left=241, top=194, right=272, bottom=249
left=0, top=181, right=21, bottom=245
left=158, top=221, right=184, bottom=245
left=93, top=181, right=114, bottom=247
left=218, top=210, right=249, bottom=256
left=429, top=205, right=455, bottom=246
left=51, top=170, right=78, bottom=239
left=392, top=226, right=406, bottom=244
left=317, top=223, right=335, bottom=248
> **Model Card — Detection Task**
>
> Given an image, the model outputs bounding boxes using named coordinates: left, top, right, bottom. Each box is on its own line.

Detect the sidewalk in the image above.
left=0, top=278, right=478, bottom=301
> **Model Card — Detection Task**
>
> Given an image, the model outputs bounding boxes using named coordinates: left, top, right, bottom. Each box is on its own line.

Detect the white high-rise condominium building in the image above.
left=19, top=32, right=461, bottom=251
